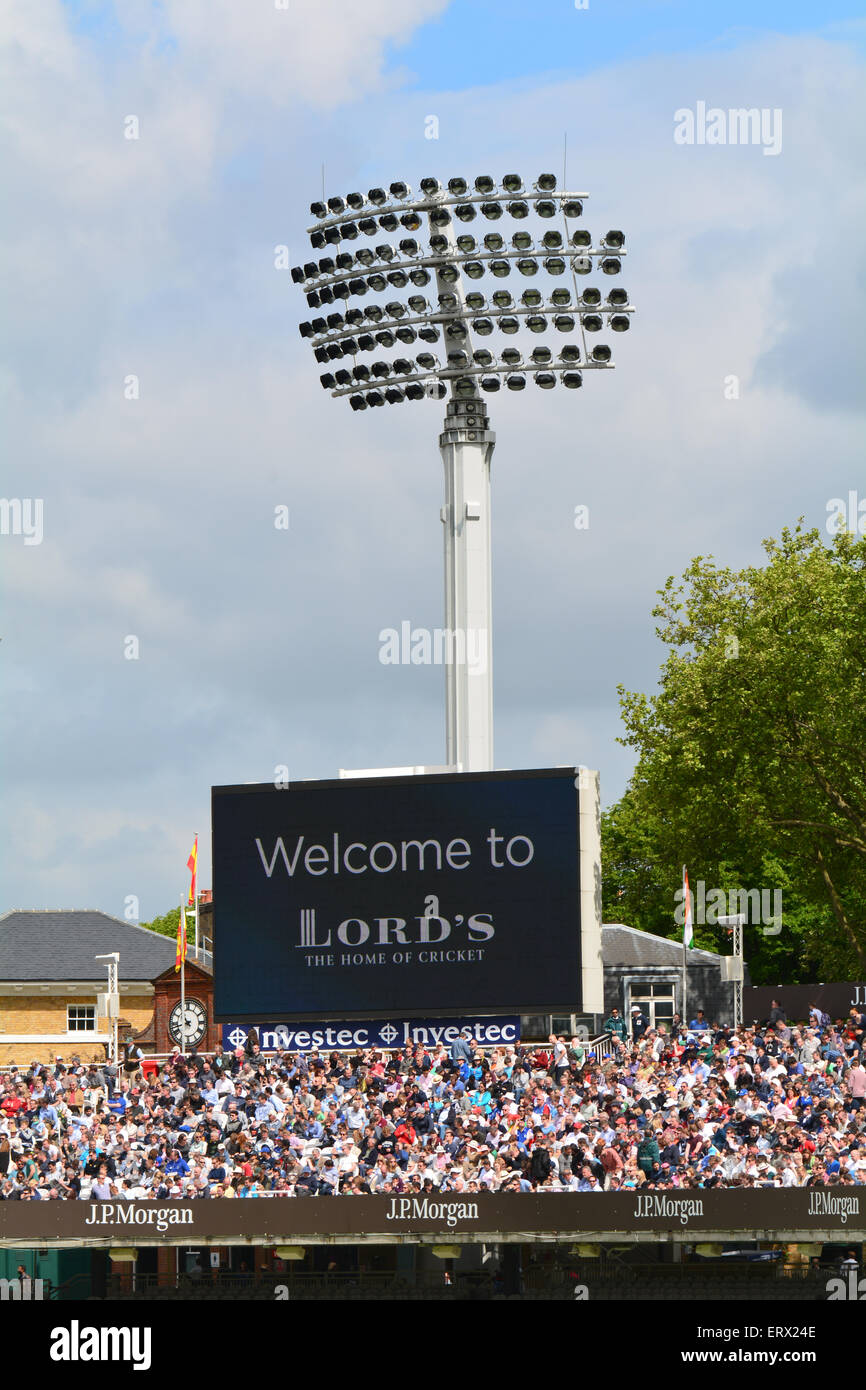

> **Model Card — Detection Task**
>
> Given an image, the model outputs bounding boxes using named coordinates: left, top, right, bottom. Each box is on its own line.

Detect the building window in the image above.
left=67, top=1005, right=96, bottom=1033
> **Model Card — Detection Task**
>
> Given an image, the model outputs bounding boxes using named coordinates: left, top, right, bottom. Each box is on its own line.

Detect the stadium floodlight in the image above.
left=295, top=174, right=634, bottom=772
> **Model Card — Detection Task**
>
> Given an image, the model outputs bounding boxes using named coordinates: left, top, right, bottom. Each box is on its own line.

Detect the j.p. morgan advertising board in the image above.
left=212, top=768, right=601, bottom=1021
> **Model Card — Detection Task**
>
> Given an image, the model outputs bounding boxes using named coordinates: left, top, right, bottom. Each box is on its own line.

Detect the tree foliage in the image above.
left=140, top=906, right=192, bottom=944
left=604, top=524, right=866, bottom=981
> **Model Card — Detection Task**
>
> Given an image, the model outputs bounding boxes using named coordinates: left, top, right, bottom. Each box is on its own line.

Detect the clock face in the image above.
left=169, top=998, right=207, bottom=1047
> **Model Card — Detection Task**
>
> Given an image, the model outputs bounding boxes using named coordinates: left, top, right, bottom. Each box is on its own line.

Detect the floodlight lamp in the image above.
left=474, top=175, right=495, bottom=194
left=465, top=292, right=486, bottom=310
left=491, top=290, right=512, bottom=308
left=473, top=317, right=494, bottom=335
left=530, top=346, right=552, bottom=364
left=464, top=261, right=485, bottom=279
left=349, top=394, right=367, bottom=411
left=319, top=372, right=336, bottom=389
left=429, top=207, right=451, bottom=227
left=313, top=347, right=329, bottom=363
left=420, top=177, right=441, bottom=195
left=488, top=259, right=509, bottom=278
left=298, top=321, right=314, bottom=338
left=358, top=217, right=378, bottom=235
left=516, top=257, right=539, bottom=276
left=560, top=343, right=581, bottom=362
left=554, top=314, right=576, bottom=331
left=571, top=255, right=592, bottom=275
left=368, top=187, right=387, bottom=205
left=356, top=333, right=374, bottom=350
left=483, top=233, right=504, bottom=252
left=480, top=202, right=503, bottom=220
left=501, top=347, right=522, bottom=365
left=326, top=312, right=344, bottom=329
left=303, top=261, right=318, bottom=278
left=317, top=286, right=334, bottom=304
left=410, top=269, right=431, bottom=286
left=306, top=291, right=320, bottom=307
left=389, top=181, right=411, bottom=199
left=544, top=257, right=566, bottom=275
left=408, top=294, right=428, bottom=313
left=429, top=234, right=449, bottom=254
left=607, top=287, right=628, bottom=306
left=535, top=199, right=556, bottom=218
left=508, top=200, right=529, bottom=219
left=399, top=238, right=419, bottom=256
left=448, top=176, right=468, bottom=197
left=481, top=376, right=501, bottom=392
left=371, top=360, right=391, bottom=378
left=324, top=227, right=342, bottom=245
left=365, top=304, right=384, bottom=323
left=610, top=314, right=630, bottom=332
left=526, top=314, right=548, bottom=333
left=405, top=382, right=425, bottom=400
left=385, top=387, right=404, bottom=403
left=310, top=316, right=326, bottom=334
left=541, top=230, right=563, bottom=250
left=454, top=376, right=477, bottom=398
left=291, top=266, right=305, bottom=284
left=456, top=234, right=476, bottom=252
left=562, top=370, right=583, bottom=388
left=521, top=289, right=542, bottom=308
left=570, top=229, right=591, bottom=248
left=506, top=373, right=526, bottom=390
left=446, top=321, right=467, bottom=341
left=385, top=300, right=405, bottom=319
left=473, top=348, right=493, bottom=366
left=345, top=308, right=364, bottom=326
left=603, top=229, right=625, bottom=249
left=427, top=381, right=448, bottom=399
left=511, top=231, right=533, bottom=251
left=534, top=371, right=556, bottom=388
left=601, top=257, right=622, bottom=275
left=582, top=313, right=602, bottom=332
left=562, top=199, right=583, bottom=218
left=591, top=344, right=612, bottom=362
left=393, top=357, right=413, bottom=374
left=379, top=213, right=399, bottom=232
left=340, top=221, right=358, bottom=242
left=334, top=369, right=352, bottom=385
left=375, top=330, right=395, bottom=347
left=367, top=274, right=387, bottom=292
left=439, top=264, right=460, bottom=284
left=400, top=211, right=422, bottom=231
left=449, top=349, right=470, bottom=367
left=535, top=173, right=557, bottom=191
left=353, top=364, right=371, bottom=381
left=339, top=338, right=357, bottom=355
left=581, top=288, right=601, bottom=307
left=500, top=316, right=519, bottom=334
left=551, top=288, right=572, bottom=307
left=387, top=269, right=409, bottom=288
left=310, top=200, right=327, bottom=219
left=318, top=257, right=336, bottom=275
left=438, top=292, right=458, bottom=311
left=366, top=389, right=385, bottom=406
left=376, top=244, right=396, bottom=261
left=327, top=196, right=345, bottom=215
left=396, top=326, right=417, bottom=343
left=309, top=232, right=325, bottom=249
left=502, top=174, right=523, bottom=193
left=416, top=352, right=437, bottom=370
left=346, top=192, right=365, bottom=211
left=454, top=204, right=476, bottom=223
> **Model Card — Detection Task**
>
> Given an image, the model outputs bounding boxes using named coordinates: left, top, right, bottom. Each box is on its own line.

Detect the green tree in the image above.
left=609, top=524, right=866, bottom=979
left=140, top=906, right=192, bottom=944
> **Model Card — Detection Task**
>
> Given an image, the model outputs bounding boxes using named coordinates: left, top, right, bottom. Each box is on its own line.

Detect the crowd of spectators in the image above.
left=0, top=1004, right=864, bottom=1200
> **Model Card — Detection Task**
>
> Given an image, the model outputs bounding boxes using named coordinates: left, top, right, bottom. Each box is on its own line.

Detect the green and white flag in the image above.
left=683, top=866, right=694, bottom=949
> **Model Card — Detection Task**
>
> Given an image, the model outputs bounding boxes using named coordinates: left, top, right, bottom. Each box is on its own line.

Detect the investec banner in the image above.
left=213, top=768, right=598, bottom=1021
left=222, top=1017, right=520, bottom=1052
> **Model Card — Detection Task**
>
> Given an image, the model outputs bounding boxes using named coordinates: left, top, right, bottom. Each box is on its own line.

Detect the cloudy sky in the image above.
left=2, top=0, right=864, bottom=920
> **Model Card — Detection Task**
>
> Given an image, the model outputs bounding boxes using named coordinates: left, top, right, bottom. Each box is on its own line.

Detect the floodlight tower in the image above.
left=293, top=175, right=634, bottom=772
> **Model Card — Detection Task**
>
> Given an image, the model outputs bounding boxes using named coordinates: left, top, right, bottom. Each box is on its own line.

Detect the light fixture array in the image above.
left=293, top=175, right=633, bottom=407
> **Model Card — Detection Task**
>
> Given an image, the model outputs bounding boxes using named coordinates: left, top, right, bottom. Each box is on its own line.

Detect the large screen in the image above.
left=212, top=767, right=585, bottom=1021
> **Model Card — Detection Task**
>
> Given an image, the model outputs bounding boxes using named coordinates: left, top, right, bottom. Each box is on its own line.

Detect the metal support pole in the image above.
left=431, top=211, right=495, bottom=772
left=733, top=917, right=743, bottom=1030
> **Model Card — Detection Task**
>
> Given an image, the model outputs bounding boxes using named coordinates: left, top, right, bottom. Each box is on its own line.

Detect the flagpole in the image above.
left=179, top=893, right=186, bottom=1052
left=193, top=834, right=200, bottom=956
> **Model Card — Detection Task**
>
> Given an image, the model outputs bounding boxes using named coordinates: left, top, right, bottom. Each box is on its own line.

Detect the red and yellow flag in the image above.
left=175, top=903, right=188, bottom=973
left=187, top=835, right=198, bottom=906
